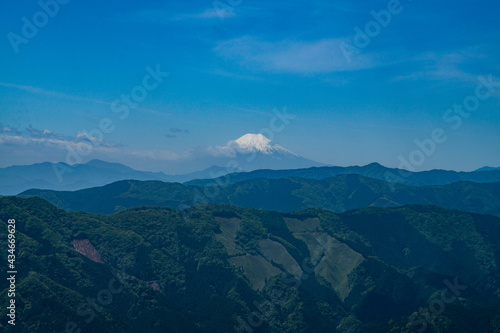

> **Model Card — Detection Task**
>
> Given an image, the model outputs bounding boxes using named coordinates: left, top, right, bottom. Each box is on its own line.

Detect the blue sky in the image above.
left=0, top=0, right=499, bottom=173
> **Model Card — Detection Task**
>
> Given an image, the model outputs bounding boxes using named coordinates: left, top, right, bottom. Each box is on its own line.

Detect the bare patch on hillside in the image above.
left=229, top=254, right=281, bottom=290
left=259, top=239, right=302, bottom=279
left=215, top=217, right=243, bottom=256
left=285, top=218, right=364, bottom=300
left=284, top=217, right=322, bottom=233
left=72, top=239, right=104, bottom=264
left=147, top=280, right=161, bottom=291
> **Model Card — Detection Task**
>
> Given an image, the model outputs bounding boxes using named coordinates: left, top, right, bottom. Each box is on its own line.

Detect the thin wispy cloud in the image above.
left=0, top=126, right=121, bottom=150
left=196, top=8, right=235, bottom=19
left=170, top=127, right=189, bottom=133
left=165, top=127, right=189, bottom=139
left=392, top=50, right=500, bottom=90
left=115, top=7, right=235, bottom=25
left=206, top=69, right=262, bottom=81
left=113, top=9, right=173, bottom=25
left=0, top=82, right=111, bottom=106
left=127, top=148, right=193, bottom=161
left=0, top=125, right=284, bottom=167
left=0, top=82, right=170, bottom=117
left=0, top=125, right=22, bottom=136
left=0, top=125, right=192, bottom=169
left=214, top=36, right=376, bottom=74
left=393, top=52, right=469, bottom=81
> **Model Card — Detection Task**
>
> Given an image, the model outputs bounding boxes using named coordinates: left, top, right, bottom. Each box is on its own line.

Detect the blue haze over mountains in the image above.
left=2, top=134, right=500, bottom=195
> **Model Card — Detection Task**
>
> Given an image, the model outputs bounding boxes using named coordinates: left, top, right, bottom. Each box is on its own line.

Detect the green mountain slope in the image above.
left=185, top=162, right=500, bottom=187
left=1, top=197, right=500, bottom=332
left=20, top=175, right=500, bottom=216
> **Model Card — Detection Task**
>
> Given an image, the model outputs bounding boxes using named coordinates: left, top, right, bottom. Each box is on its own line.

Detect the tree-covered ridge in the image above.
left=2, top=197, right=500, bottom=332
left=184, top=162, right=500, bottom=187
left=20, top=174, right=500, bottom=216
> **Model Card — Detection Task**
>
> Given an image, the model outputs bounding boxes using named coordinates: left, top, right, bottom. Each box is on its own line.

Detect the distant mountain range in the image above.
left=0, top=159, right=231, bottom=195
left=0, top=133, right=323, bottom=195
left=2, top=134, right=499, bottom=196
left=476, top=166, right=500, bottom=171
left=2, top=196, right=500, bottom=332
left=186, top=162, right=500, bottom=187
left=20, top=175, right=500, bottom=216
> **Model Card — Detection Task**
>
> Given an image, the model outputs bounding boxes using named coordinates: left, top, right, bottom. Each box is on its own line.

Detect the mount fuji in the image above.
left=203, top=133, right=323, bottom=172
left=233, top=134, right=297, bottom=156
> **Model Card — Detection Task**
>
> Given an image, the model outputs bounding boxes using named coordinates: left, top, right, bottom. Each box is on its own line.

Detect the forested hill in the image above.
left=20, top=174, right=500, bottom=216
left=2, top=196, right=500, bottom=332
left=185, top=162, right=500, bottom=186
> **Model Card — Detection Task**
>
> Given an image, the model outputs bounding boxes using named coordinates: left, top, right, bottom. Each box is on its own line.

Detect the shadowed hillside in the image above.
left=2, top=197, right=500, bottom=332
left=20, top=175, right=500, bottom=216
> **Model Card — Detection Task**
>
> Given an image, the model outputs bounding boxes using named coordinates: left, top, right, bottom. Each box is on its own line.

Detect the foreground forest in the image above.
left=2, top=196, right=500, bottom=332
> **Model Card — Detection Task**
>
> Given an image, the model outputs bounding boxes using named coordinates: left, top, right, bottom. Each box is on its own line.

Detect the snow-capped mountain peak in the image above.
left=235, top=134, right=271, bottom=151
left=204, top=133, right=320, bottom=171
left=234, top=134, right=298, bottom=156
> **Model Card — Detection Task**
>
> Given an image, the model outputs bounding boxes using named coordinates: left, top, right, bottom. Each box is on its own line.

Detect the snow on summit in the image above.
left=234, top=134, right=298, bottom=156
left=235, top=134, right=271, bottom=152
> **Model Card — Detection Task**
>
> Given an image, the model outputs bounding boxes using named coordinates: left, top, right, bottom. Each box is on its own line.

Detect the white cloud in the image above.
left=196, top=8, right=235, bottom=19
left=0, top=125, right=21, bottom=136
left=214, top=36, right=376, bottom=74
left=205, top=143, right=238, bottom=158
